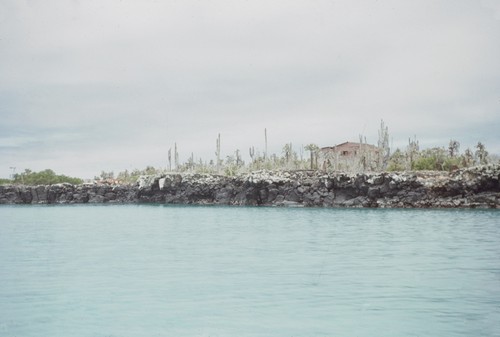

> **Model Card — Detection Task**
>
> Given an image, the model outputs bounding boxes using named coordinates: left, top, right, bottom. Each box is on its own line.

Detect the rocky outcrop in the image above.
left=0, top=183, right=137, bottom=205
left=1, top=165, right=499, bottom=208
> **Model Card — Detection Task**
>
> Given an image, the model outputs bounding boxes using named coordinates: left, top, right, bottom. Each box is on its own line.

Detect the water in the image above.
left=0, top=205, right=499, bottom=337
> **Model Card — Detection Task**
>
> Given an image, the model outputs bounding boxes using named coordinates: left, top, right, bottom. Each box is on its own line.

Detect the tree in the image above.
left=304, top=144, right=319, bottom=170
left=117, top=170, right=130, bottom=181
left=448, top=140, right=460, bottom=158
left=462, top=148, right=474, bottom=167
left=100, top=171, right=114, bottom=180
left=144, top=166, right=156, bottom=175
left=282, top=143, right=292, bottom=167
left=475, top=142, right=489, bottom=165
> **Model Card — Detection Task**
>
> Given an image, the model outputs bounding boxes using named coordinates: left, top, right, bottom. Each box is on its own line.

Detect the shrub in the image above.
left=13, top=169, right=83, bottom=185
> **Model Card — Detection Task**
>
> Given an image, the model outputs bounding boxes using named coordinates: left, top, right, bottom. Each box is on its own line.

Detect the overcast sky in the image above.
left=1, top=0, right=499, bottom=178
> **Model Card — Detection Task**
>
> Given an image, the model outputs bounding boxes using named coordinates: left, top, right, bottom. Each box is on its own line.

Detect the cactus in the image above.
left=174, top=143, right=179, bottom=171
left=168, top=148, right=172, bottom=171
left=216, top=133, right=221, bottom=173
left=377, top=119, right=390, bottom=171
left=406, top=136, right=419, bottom=170
left=264, top=128, right=268, bottom=160
left=249, top=146, right=255, bottom=162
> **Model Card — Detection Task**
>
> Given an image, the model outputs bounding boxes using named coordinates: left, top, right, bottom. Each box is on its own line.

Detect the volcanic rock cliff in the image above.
left=1, top=165, right=499, bottom=208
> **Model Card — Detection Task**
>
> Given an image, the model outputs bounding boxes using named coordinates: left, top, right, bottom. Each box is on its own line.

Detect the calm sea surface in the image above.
left=0, top=205, right=499, bottom=337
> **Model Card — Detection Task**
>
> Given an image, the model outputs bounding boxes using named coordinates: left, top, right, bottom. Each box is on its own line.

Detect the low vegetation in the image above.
left=4, top=121, right=498, bottom=185
left=386, top=140, right=492, bottom=172
left=0, top=178, right=11, bottom=185
left=7, top=169, right=83, bottom=186
left=150, top=120, right=498, bottom=176
left=104, top=138, right=496, bottom=181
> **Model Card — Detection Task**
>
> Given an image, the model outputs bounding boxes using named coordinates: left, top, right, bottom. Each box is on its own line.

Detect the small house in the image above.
left=318, top=141, right=380, bottom=172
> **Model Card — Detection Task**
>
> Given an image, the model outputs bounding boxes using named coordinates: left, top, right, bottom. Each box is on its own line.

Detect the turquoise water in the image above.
left=0, top=205, right=499, bottom=337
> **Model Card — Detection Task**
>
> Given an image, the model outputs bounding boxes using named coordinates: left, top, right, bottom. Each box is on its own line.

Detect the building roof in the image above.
left=320, top=142, right=379, bottom=151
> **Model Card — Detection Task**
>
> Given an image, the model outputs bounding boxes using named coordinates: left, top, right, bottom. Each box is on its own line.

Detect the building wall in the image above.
left=318, top=142, right=380, bottom=172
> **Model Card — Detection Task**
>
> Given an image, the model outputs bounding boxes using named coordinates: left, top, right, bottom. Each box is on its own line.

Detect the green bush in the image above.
left=413, top=157, right=437, bottom=170
left=442, top=157, right=462, bottom=171
left=13, top=169, right=83, bottom=185
left=0, top=178, right=12, bottom=185
left=387, top=149, right=405, bottom=171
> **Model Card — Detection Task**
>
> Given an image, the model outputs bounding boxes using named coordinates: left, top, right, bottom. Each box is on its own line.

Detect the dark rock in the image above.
left=32, top=186, right=47, bottom=203
left=1, top=165, right=499, bottom=208
left=215, top=187, right=232, bottom=204
left=89, top=194, right=105, bottom=203
left=267, top=188, right=279, bottom=203
left=280, top=200, right=303, bottom=207
left=367, top=187, right=381, bottom=199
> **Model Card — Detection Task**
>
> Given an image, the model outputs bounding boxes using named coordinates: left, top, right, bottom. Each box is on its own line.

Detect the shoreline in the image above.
left=1, top=165, right=499, bottom=209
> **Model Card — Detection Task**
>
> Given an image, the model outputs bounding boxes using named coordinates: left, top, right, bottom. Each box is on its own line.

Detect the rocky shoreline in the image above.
left=1, top=165, right=499, bottom=208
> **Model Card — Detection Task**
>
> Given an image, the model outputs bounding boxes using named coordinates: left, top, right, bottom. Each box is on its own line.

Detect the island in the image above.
left=1, top=164, right=499, bottom=208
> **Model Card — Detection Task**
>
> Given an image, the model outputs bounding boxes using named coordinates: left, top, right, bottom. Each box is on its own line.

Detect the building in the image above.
left=318, top=141, right=380, bottom=172
left=320, top=141, right=379, bottom=158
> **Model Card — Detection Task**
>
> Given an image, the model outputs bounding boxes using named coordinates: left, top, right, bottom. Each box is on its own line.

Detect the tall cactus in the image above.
left=174, top=143, right=179, bottom=171
left=406, top=136, right=419, bottom=170
left=249, top=146, right=255, bottom=162
left=377, top=119, right=390, bottom=171
left=215, top=133, right=221, bottom=173
left=264, top=128, right=268, bottom=160
left=168, top=148, right=172, bottom=171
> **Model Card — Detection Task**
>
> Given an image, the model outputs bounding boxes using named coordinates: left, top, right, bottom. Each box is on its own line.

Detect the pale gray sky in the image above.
left=1, top=0, right=499, bottom=178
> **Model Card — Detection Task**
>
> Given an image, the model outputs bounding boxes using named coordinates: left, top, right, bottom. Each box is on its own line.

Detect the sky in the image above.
left=1, top=0, right=499, bottom=179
